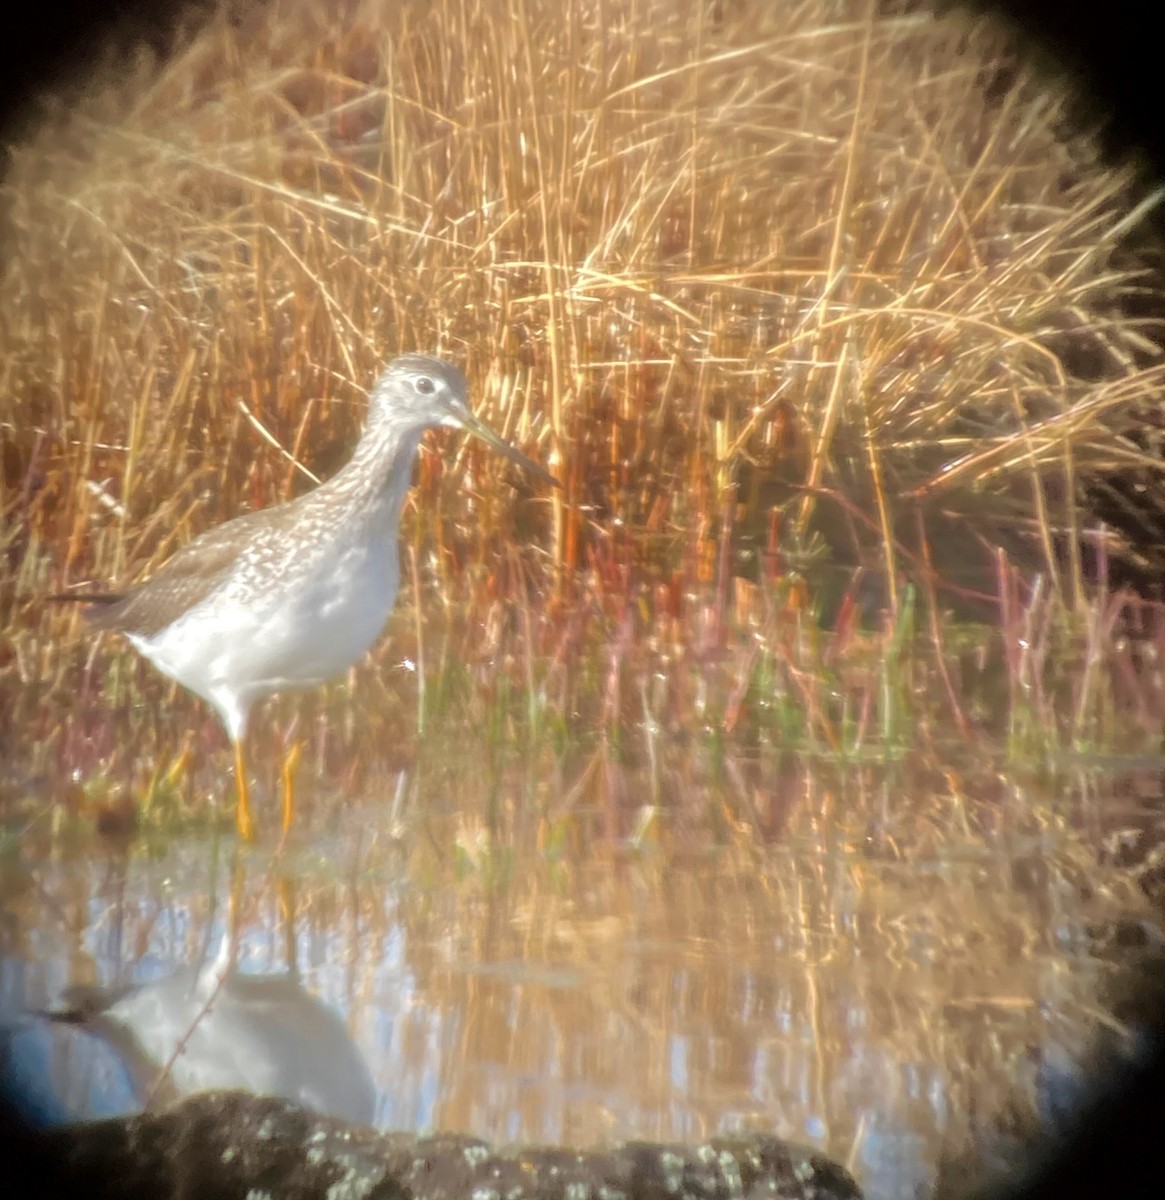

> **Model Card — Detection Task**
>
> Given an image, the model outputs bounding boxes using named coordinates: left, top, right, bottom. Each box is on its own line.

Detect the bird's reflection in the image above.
left=33, top=859, right=376, bottom=1127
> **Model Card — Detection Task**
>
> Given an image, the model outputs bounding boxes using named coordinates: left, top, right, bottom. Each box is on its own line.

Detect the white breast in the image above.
left=131, top=527, right=400, bottom=736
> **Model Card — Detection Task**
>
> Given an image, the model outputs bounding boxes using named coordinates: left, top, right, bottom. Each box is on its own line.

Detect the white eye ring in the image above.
left=415, top=376, right=435, bottom=395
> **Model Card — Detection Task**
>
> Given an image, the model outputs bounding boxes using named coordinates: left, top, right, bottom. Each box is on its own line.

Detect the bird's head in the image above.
left=368, top=354, right=557, bottom=486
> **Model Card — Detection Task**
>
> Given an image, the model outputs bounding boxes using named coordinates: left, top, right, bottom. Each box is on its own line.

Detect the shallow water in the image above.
left=2, top=745, right=1161, bottom=1200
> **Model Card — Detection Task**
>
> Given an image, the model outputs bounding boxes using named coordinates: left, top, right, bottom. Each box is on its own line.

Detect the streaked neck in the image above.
left=320, top=422, right=426, bottom=521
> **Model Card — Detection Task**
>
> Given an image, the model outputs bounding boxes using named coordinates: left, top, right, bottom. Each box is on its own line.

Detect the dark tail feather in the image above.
left=45, top=592, right=124, bottom=607
left=34, top=1007, right=88, bottom=1026
left=46, top=593, right=128, bottom=631
left=35, top=983, right=126, bottom=1024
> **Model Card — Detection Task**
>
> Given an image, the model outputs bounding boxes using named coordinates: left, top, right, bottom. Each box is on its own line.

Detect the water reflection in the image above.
left=0, top=755, right=1161, bottom=1200
left=44, top=955, right=375, bottom=1123
left=2, top=861, right=375, bottom=1126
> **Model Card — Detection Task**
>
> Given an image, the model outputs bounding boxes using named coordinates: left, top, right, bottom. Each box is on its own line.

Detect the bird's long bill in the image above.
left=459, top=410, right=560, bottom=487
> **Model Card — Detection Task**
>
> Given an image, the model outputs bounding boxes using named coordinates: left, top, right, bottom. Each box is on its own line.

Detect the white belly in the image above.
left=130, top=534, right=399, bottom=739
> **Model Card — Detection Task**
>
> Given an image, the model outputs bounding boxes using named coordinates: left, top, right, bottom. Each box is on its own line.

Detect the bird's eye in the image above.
left=415, top=376, right=435, bottom=395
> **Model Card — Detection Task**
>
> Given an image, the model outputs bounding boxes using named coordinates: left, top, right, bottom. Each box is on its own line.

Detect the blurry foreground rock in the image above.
left=2, top=1089, right=862, bottom=1200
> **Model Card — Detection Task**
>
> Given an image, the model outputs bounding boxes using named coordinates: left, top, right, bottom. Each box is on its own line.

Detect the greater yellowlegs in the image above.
left=59, top=354, right=556, bottom=840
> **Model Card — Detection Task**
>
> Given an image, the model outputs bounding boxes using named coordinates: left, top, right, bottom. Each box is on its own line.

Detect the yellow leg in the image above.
left=234, top=739, right=255, bottom=842
left=279, top=739, right=302, bottom=840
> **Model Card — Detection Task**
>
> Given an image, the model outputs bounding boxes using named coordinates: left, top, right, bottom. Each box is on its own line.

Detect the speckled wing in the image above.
left=83, top=509, right=280, bottom=640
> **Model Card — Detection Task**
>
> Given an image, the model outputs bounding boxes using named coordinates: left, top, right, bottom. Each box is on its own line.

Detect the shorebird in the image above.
left=58, top=354, right=556, bottom=840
